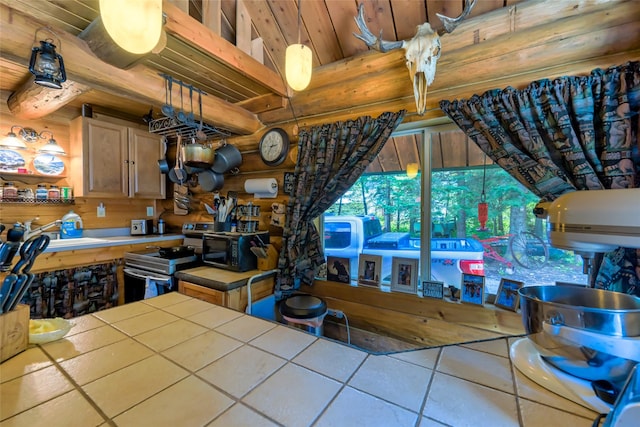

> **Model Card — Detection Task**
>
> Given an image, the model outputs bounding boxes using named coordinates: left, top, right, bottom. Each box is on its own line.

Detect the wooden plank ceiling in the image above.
left=9, top=0, right=614, bottom=173
left=0, top=0, right=514, bottom=121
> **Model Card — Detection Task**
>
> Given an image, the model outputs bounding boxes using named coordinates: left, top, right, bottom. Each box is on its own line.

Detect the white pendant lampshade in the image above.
left=99, top=0, right=162, bottom=54
left=286, top=43, right=312, bottom=91
left=406, top=163, right=420, bottom=179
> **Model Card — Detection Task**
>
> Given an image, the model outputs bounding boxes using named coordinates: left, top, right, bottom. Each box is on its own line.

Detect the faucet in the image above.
left=21, top=217, right=62, bottom=241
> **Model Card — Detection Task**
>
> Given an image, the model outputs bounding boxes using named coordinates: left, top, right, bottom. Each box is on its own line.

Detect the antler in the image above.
left=353, top=3, right=404, bottom=53
left=436, top=0, right=477, bottom=36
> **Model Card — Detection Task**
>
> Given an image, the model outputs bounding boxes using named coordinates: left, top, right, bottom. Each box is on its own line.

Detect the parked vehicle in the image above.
left=324, top=215, right=484, bottom=287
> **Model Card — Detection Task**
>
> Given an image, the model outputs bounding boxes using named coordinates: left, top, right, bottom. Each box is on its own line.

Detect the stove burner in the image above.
left=124, top=248, right=199, bottom=275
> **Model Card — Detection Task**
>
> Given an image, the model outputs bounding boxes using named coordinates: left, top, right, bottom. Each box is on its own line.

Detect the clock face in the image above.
left=259, top=128, right=289, bottom=166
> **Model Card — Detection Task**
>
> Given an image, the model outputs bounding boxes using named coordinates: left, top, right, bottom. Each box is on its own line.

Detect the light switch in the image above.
left=97, top=203, right=106, bottom=217
left=147, top=206, right=154, bottom=216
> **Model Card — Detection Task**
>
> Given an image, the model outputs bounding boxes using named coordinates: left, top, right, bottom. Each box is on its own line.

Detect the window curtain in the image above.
left=440, top=61, right=639, bottom=295
left=274, top=110, right=406, bottom=299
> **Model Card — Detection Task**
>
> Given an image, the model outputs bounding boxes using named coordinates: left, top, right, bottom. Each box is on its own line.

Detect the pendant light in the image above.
left=38, top=130, right=66, bottom=155
left=99, top=0, right=162, bottom=54
left=406, top=162, right=420, bottom=179
left=29, top=28, right=66, bottom=89
left=285, top=0, right=312, bottom=91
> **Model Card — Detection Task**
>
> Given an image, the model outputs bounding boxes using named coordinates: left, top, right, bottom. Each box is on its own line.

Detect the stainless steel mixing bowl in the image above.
left=519, top=285, right=640, bottom=383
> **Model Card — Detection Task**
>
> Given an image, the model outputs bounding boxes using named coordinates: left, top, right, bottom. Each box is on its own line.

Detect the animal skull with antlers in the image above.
left=354, top=0, right=476, bottom=115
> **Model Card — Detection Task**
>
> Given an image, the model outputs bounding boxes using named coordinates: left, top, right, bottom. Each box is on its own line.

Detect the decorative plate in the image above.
left=0, top=149, right=26, bottom=172
left=33, top=153, right=65, bottom=176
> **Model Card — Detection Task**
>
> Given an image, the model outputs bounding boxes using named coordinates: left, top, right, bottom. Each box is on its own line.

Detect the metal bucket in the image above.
left=519, top=285, right=640, bottom=383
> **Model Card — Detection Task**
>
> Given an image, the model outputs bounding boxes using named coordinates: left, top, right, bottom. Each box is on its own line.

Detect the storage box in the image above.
left=0, top=304, right=30, bottom=363
left=257, top=244, right=279, bottom=271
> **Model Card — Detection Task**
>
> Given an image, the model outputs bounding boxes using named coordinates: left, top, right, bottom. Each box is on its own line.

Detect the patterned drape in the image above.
left=440, top=61, right=640, bottom=295
left=440, top=61, right=639, bottom=200
left=274, top=111, right=406, bottom=299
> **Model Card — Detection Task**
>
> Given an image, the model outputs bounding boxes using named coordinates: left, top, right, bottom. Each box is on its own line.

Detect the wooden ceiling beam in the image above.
left=258, top=0, right=640, bottom=126
left=162, top=0, right=287, bottom=97
left=0, top=2, right=262, bottom=135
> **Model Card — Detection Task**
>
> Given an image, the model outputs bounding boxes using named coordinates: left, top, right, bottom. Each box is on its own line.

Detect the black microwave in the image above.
left=201, top=231, right=269, bottom=272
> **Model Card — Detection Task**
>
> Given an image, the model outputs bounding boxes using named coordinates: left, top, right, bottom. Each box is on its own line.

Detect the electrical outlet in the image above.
left=97, top=203, right=106, bottom=218
left=146, top=206, right=154, bottom=216
left=327, top=309, right=344, bottom=319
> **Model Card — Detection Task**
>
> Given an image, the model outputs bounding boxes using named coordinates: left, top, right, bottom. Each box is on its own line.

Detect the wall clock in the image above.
left=259, top=128, right=289, bottom=166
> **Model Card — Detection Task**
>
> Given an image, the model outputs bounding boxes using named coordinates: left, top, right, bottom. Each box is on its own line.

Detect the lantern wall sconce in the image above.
left=29, top=27, right=67, bottom=89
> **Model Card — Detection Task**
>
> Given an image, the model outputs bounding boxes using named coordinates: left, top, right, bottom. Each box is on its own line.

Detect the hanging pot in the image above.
left=198, top=169, right=224, bottom=192
left=157, top=136, right=170, bottom=174
left=212, top=141, right=242, bottom=174
left=182, top=138, right=215, bottom=168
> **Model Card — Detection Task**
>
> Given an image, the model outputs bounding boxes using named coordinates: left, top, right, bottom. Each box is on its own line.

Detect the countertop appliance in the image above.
left=122, top=248, right=199, bottom=303
left=130, top=219, right=153, bottom=235
left=515, top=189, right=640, bottom=423
left=202, top=231, right=269, bottom=272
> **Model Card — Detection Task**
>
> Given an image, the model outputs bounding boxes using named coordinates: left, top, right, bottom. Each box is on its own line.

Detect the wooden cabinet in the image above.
left=70, top=116, right=165, bottom=199
left=178, top=277, right=274, bottom=312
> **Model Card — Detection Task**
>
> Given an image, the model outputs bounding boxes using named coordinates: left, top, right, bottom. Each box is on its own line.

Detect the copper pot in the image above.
left=181, top=139, right=214, bottom=168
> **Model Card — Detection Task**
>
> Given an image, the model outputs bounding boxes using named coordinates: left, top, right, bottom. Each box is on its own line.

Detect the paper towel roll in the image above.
left=245, top=178, right=278, bottom=198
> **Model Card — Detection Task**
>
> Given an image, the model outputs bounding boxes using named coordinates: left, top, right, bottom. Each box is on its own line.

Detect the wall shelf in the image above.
left=0, top=198, right=74, bottom=205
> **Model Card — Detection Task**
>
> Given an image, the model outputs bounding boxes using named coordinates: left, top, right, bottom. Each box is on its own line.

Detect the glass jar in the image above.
left=36, top=184, right=48, bottom=201
left=3, top=182, right=17, bottom=200
left=48, top=185, right=61, bottom=200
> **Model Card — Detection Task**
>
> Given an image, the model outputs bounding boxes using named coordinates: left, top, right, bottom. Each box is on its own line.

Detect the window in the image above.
left=323, top=127, right=587, bottom=295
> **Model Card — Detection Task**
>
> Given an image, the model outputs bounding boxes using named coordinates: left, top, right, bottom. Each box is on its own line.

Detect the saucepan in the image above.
left=182, top=137, right=215, bottom=168
left=519, top=285, right=640, bottom=383
left=212, top=140, right=242, bottom=174
left=198, top=169, right=224, bottom=192
left=157, top=136, right=170, bottom=174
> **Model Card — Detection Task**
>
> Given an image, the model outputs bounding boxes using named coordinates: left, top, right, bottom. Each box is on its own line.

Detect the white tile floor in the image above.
left=0, top=293, right=601, bottom=426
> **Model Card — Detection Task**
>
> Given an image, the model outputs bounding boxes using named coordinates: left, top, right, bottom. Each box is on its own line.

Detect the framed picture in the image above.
left=494, top=278, right=524, bottom=311
left=423, top=280, right=444, bottom=299
left=460, top=273, right=485, bottom=305
left=390, top=257, right=418, bottom=294
left=326, top=256, right=351, bottom=284
left=358, top=254, right=382, bottom=287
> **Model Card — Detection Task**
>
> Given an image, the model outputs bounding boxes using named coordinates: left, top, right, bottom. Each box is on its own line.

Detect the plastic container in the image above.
left=3, top=182, right=17, bottom=199
left=60, top=210, right=83, bottom=239
left=35, top=184, right=48, bottom=201
left=48, top=185, right=60, bottom=201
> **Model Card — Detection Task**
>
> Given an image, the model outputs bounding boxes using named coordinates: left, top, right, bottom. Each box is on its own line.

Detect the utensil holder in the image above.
left=0, top=304, right=29, bottom=362
left=213, top=221, right=231, bottom=232
left=257, top=245, right=279, bottom=271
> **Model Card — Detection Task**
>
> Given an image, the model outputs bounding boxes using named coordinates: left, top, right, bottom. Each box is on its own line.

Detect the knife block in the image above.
left=257, top=244, right=278, bottom=271
left=0, top=304, right=29, bottom=363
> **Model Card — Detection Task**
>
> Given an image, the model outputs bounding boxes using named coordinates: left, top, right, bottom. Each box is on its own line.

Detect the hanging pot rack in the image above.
left=149, top=74, right=231, bottom=140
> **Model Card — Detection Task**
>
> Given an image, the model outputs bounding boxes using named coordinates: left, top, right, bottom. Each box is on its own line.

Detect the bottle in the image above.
left=157, top=219, right=165, bottom=235
left=36, top=184, right=48, bottom=201
left=60, top=210, right=83, bottom=239
left=48, top=185, right=61, bottom=200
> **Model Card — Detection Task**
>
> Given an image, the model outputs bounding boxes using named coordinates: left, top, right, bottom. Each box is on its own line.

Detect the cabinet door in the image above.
left=71, top=117, right=129, bottom=197
left=128, top=128, right=166, bottom=199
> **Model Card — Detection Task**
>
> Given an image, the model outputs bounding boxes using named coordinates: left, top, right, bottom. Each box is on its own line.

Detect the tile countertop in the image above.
left=42, top=234, right=184, bottom=253
left=0, top=293, right=600, bottom=427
